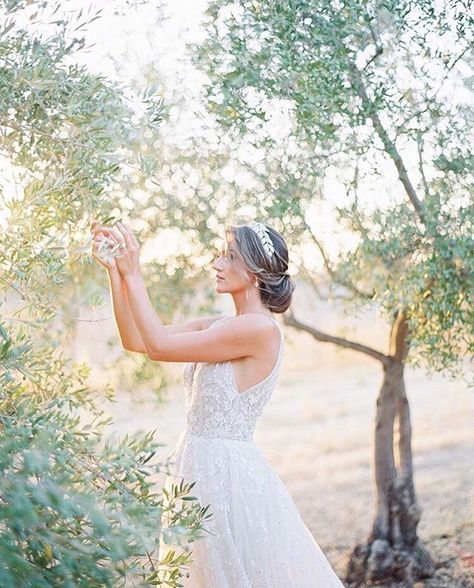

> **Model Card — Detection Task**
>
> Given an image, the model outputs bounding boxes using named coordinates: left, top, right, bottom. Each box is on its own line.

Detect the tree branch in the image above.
left=349, top=64, right=429, bottom=228
left=362, top=6, right=384, bottom=70
left=363, top=45, right=383, bottom=71
left=283, top=307, right=391, bottom=365
left=302, top=216, right=375, bottom=301
left=0, top=275, right=112, bottom=323
left=389, top=309, right=410, bottom=362
left=416, top=132, right=430, bottom=199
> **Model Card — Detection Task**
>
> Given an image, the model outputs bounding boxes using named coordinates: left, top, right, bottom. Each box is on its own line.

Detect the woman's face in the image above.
left=212, top=240, right=250, bottom=292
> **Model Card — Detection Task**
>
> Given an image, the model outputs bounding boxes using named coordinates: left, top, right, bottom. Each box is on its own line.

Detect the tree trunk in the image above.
left=345, top=312, right=435, bottom=586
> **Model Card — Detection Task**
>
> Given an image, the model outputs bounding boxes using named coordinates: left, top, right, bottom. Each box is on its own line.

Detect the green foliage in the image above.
left=194, top=0, right=474, bottom=380
left=336, top=194, right=473, bottom=373
left=0, top=328, right=211, bottom=586
left=0, top=1, right=212, bottom=585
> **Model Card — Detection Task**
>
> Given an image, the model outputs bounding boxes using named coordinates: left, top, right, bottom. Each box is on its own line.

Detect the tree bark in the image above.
left=345, top=312, right=435, bottom=586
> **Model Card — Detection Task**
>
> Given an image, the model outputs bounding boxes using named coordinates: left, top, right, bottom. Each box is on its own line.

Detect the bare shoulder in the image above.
left=199, top=315, right=228, bottom=330
left=224, top=313, right=278, bottom=338
left=148, top=313, right=278, bottom=363
left=202, top=313, right=277, bottom=341
left=225, top=314, right=280, bottom=360
left=163, top=313, right=276, bottom=338
left=162, top=315, right=223, bottom=335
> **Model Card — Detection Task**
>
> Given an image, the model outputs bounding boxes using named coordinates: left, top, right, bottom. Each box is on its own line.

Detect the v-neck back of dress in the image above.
left=182, top=314, right=284, bottom=441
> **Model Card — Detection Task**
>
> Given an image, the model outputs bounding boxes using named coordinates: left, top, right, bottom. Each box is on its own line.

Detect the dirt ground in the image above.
left=102, top=353, right=473, bottom=588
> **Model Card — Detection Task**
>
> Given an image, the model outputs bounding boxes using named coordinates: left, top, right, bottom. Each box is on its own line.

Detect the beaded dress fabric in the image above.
left=160, top=315, right=344, bottom=587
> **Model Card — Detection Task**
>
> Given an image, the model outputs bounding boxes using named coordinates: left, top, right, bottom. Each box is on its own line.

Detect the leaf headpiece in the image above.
left=247, top=222, right=275, bottom=259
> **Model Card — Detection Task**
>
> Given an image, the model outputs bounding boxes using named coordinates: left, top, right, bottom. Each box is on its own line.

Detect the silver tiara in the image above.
left=247, top=222, right=275, bottom=259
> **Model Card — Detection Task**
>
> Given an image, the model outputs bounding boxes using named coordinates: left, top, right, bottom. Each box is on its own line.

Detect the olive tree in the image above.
left=0, top=1, right=212, bottom=585
left=193, top=0, right=473, bottom=584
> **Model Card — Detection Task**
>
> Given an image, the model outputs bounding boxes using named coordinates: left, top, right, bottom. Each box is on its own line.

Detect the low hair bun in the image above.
left=262, top=273, right=295, bottom=313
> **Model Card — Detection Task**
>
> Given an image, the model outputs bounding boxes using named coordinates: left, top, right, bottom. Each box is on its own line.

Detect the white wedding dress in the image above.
left=159, top=315, right=345, bottom=587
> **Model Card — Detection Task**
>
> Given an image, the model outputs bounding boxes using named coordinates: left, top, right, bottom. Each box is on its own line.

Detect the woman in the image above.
left=91, top=220, right=344, bottom=587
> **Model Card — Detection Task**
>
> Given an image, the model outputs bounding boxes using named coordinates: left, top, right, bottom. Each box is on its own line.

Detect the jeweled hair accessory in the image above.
left=247, top=222, right=275, bottom=259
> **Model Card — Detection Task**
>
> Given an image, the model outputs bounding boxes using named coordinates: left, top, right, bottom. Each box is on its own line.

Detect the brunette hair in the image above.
left=224, top=223, right=295, bottom=313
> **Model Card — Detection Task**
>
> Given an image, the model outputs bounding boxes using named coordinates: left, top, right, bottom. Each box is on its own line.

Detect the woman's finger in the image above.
left=109, top=227, right=125, bottom=246
left=115, top=222, right=135, bottom=250
left=92, top=232, right=122, bottom=261
left=123, top=222, right=140, bottom=248
left=91, top=221, right=105, bottom=232
left=91, top=246, right=113, bottom=268
left=107, top=228, right=127, bottom=256
left=102, top=230, right=118, bottom=244
left=91, top=226, right=112, bottom=240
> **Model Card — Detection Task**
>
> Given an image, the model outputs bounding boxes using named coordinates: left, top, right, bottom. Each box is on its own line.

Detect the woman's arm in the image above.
left=108, top=268, right=221, bottom=352
left=90, top=222, right=146, bottom=353
left=108, top=221, right=273, bottom=363
left=107, top=267, right=147, bottom=353
left=123, top=272, right=274, bottom=363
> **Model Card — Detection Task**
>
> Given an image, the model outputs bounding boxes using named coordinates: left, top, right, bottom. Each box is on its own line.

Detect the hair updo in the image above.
left=225, top=223, right=296, bottom=314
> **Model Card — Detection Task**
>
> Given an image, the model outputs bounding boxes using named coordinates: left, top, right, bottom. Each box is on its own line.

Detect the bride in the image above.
left=91, top=219, right=344, bottom=587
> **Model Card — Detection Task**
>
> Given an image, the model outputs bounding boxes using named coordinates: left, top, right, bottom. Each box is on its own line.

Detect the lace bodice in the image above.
left=182, top=315, right=284, bottom=441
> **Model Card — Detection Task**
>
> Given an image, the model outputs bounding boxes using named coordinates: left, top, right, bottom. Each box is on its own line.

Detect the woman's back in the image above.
left=183, top=315, right=284, bottom=441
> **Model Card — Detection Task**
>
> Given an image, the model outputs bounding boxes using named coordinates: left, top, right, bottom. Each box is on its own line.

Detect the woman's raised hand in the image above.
left=90, top=221, right=121, bottom=270
left=111, top=221, right=142, bottom=278
left=90, top=221, right=142, bottom=277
